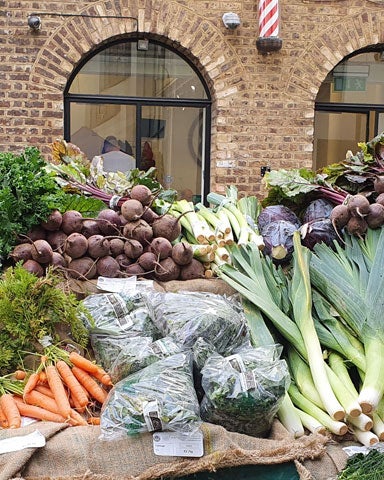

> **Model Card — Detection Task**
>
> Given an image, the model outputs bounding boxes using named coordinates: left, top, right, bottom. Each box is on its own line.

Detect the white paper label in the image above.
left=152, top=430, right=204, bottom=457
left=0, top=430, right=45, bottom=454
left=97, top=276, right=137, bottom=293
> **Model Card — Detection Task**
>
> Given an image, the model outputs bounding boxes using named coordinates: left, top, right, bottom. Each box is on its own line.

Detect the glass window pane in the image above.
left=70, top=103, right=137, bottom=167
left=317, top=52, right=384, bottom=105
left=140, top=105, right=204, bottom=201
left=313, top=111, right=367, bottom=169
left=69, top=42, right=207, bottom=100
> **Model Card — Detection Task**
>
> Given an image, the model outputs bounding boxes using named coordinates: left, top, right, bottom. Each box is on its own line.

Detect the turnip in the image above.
left=120, top=199, right=145, bottom=222
left=96, top=255, right=120, bottom=278
left=150, top=237, right=173, bottom=260
left=152, top=214, right=182, bottom=242
left=64, top=233, right=88, bottom=259
left=179, top=258, right=205, bottom=280
left=31, top=239, right=53, bottom=264
left=129, top=184, right=153, bottom=206
left=46, top=230, right=68, bottom=253
left=87, top=235, right=110, bottom=259
left=347, top=194, right=370, bottom=218
left=81, top=219, right=101, bottom=238
left=171, top=242, right=194, bottom=266
left=9, top=243, right=33, bottom=263
left=61, top=210, right=84, bottom=234
left=41, top=209, right=63, bottom=231
left=109, top=238, right=125, bottom=257
left=138, top=251, right=158, bottom=271
left=366, top=202, right=384, bottom=229
left=122, top=219, right=153, bottom=245
left=154, top=257, right=180, bottom=282
left=97, top=209, right=122, bottom=236
left=67, top=257, right=97, bottom=280
left=22, top=259, right=44, bottom=277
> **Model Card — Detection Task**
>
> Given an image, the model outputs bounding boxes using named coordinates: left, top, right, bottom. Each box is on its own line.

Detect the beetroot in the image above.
left=109, top=238, right=125, bottom=257
left=347, top=194, right=370, bottom=218
left=9, top=243, right=33, bottom=263
left=330, top=204, right=350, bottom=230
left=61, top=210, right=84, bottom=234
left=152, top=214, right=182, bottom=242
left=123, top=263, right=146, bottom=277
left=129, top=184, right=153, bottom=206
left=87, top=235, right=110, bottom=259
left=115, top=253, right=133, bottom=270
left=41, top=209, right=63, bottom=231
left=366, top=203, right=384, bottom=229
left=64, top=233, right=88, bottom=259
left=141, top=207, right=160, bottom=225
left=120, top=199, right=145, bottom=222
left=96, top=256, right=120, bottom=278
left=81, top=219, right=101, bottom=238
left=171, top=242, right=194, bottom=266
left=124, top=239, right=144, bottom=259
left=22, top=259, right=44, bottom=277
left=138, top=251, right=158, bottom=271
left=50, top=252, right=68, bottom=268
left=67, top=257, right=97, bottom=280
left=46, top=230, right=68, bottom=253
left=154, top=257, right=181, bottom=281
left=150, top=237, right=173, bottom=260
left=123, top=219, right=153, bottom=245
left=97, top=209, right=122, bottom=236
left=179, top=258, right=205, bottom=280
left=31, top=239, right=53, bottom=264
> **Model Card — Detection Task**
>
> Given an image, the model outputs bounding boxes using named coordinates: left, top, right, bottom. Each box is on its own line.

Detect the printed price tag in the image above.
left=0, top=430, right=45, bottom=454
left=152, top=430, right=204, bottom=457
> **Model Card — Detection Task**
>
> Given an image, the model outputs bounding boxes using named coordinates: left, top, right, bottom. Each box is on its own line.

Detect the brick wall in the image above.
left=1, top=0, right=384, bottom=196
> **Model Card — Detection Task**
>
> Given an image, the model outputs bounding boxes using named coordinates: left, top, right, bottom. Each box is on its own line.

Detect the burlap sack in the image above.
left=0, top=420, right=339, bottom=480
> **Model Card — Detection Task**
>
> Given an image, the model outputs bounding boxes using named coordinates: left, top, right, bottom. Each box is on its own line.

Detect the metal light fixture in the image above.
left=137, top=38, right=149, bottom=51
left=222, top=12, right=241, bottom=30
left=27, top=15, right=42, bottom=30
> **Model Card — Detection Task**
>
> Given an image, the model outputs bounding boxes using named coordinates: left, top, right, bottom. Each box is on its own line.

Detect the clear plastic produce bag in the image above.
left=99, top=352, right=201, bottom=439
left=200, top=344, right=290, bottom=438
left=79, top=290, right=159, bottom=338
left=108, top=336, right=181, bottom=383
left=144, top=291, right=249, bottom=354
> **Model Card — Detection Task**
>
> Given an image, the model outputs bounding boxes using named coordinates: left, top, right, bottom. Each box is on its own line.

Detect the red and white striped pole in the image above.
left=256, top=0, right=282, bottom=54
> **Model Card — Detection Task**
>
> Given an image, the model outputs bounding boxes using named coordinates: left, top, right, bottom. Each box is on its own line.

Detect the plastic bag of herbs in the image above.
left=144, top=291, right=249, bottom=354
left=107, top=336, right=181, bottom=383
left=99, top=352, right=201, bottom=439
left=199, top=344, right=290, bottom=438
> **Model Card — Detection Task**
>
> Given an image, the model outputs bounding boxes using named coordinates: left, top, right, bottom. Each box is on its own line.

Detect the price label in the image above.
left=152, top=430, right=204, bottom=457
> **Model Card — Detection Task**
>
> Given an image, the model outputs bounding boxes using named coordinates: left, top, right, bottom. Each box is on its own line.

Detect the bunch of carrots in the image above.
left=0, top=345, right=113, bottom=429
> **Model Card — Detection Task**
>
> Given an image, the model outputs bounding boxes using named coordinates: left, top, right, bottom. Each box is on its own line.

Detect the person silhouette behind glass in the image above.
left=101, top=136, right=136, bottom=173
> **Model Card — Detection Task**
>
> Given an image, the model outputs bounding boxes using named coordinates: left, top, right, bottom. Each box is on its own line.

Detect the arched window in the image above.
left=64, top=38, right=211, bottom=203
left=314, top=47, right=384, bottom=170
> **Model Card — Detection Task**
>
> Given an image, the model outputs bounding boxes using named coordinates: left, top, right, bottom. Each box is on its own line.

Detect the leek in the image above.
left=290, top=231, right=345, bottom=421
left=277, top=393, right=305, bottom=438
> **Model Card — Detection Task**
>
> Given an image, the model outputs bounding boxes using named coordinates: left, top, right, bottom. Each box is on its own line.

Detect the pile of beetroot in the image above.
left=9, top=184, right=205, bottom=282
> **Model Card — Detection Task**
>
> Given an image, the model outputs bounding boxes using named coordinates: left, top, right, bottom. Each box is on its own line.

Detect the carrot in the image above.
left=23, top=372, right=40, bottom=396
left=0, top=403, right=9, bottom=428
left=14, top=396, right=67, bottom=423
left=91, top=368, right=113, bottom=388
left=0, top=394, right=21, bottom=429
left=24, top=390, right=60, bottom=415
left=35, top=384, right=55, bottom=398
left=13, top=370, right=26, bottom=381
left=38, top=370, right=48, bottom=385
left=45, top=365, right=71, bottom=419
left=68, top=352, right=101, bottom=375
left=69, top=408, right=88, bottom=426
left=71, top=366, right=108, bottom=404
left=87, top=416, right=100, bottom=425
left=56, top=360, right=88, bottom=408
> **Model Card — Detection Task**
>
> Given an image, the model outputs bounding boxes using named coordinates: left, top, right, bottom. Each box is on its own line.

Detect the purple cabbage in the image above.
left=258, top=206, right=301, bottom=233
left=301, top=199, right=334, bottom=224
left=300, top=219, right=339, bottom=251
left=261, top=220, right=299, bottom=263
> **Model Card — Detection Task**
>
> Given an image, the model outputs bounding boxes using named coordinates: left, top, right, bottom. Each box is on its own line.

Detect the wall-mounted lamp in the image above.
left=222, top=12, right=241, bottom=30
left=27, top=15, right=42, bottom=31
left=137, top=38, right=149, bottom=51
